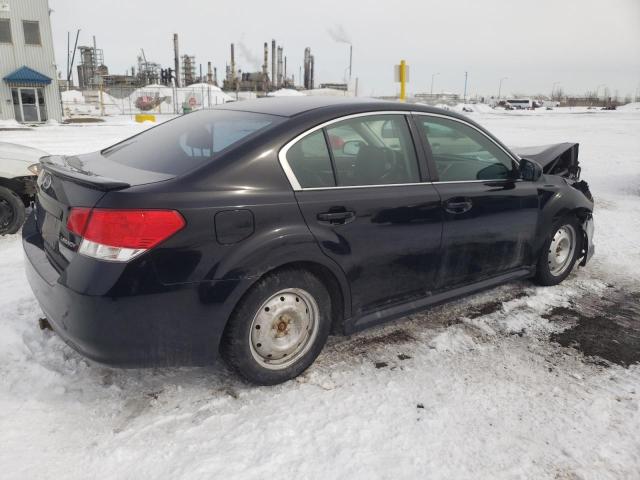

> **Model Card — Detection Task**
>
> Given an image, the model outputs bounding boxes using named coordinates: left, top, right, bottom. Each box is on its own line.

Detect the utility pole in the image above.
left=66, top=32, right=69, bottom=90
left=430, top=72, right=440, bottom=95
left=498, top=76, right=508, bottom=99
left=551, top=81, right=561, bottom=100
left=173, top=34, right=180, bottom=87
left=67, top=29, right=80, bottom=87
left=596, top=84, right=606, bottom=101
left=463, top=71, right=468, bottom=104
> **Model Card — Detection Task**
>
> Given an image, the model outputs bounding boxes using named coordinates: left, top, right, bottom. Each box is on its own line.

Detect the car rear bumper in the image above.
left=22, top=213, right=242, bottom=367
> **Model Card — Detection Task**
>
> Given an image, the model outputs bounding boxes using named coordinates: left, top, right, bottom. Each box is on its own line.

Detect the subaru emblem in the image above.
left=39, top=172, right=52, bottom=190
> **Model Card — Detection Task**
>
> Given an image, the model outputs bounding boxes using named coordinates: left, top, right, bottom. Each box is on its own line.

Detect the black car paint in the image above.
left=23, top=98, right=595, bottom=367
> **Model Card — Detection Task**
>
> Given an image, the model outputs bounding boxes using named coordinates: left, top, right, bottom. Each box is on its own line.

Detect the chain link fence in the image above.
left=60, top=84, right=234, bottom=119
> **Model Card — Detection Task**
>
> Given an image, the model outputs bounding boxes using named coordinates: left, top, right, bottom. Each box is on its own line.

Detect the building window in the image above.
left=23, top=20, right=41, bottom=45
left=0, top=18, right=11, bottom=43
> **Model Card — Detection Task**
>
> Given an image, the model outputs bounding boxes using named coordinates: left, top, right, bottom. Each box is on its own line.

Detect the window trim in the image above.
left=22, top=20, right=41, bottom=46
left=411, top=112, right=520, bottom=183
left=278, top=110, right=521, bottom=191
left=279, top=111, right=421, bottom=191
left=0, top=18, right=11, bottom=44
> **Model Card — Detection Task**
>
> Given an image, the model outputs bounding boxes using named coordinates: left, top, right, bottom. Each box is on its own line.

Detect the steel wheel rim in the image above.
left=249, top=288, right=319, bottom=370
left=0, top=199, right=13, bottom=229
left=548, top=224, right=576, bottom=277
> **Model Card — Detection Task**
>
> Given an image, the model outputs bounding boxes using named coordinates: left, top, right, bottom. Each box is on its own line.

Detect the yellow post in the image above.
left=399, top=60, right=407, bottom=102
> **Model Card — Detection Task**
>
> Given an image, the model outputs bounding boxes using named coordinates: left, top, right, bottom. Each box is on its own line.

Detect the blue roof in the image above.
left=3, top=66, right=52, bottom=85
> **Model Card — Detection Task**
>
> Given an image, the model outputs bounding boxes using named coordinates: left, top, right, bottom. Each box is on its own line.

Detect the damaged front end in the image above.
left=513, top=142, right=593, bottom=202
left=512, top=142, right=581, bottom=179
left=513, top=142, right=595, bottom=266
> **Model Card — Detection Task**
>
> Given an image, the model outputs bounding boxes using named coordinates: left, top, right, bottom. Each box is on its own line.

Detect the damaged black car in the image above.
left=23, top=97, right=594, bottom=384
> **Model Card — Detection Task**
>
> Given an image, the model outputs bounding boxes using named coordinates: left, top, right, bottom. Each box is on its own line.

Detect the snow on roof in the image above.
left=185, top=82, right=224, bottom=92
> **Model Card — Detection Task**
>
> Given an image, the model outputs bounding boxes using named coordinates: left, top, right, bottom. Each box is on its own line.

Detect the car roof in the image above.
left=213, top=96, right=460, bottom=119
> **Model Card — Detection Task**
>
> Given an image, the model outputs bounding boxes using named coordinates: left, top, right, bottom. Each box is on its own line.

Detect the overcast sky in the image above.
left=49, top=0, right=640, bottom=98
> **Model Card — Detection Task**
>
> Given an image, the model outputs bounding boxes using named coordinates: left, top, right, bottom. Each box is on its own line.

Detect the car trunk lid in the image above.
left=35, top=152, right=175, bottom=271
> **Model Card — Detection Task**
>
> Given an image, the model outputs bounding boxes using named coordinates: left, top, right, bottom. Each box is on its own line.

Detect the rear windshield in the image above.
left=102, top=109, right=282, bottom=175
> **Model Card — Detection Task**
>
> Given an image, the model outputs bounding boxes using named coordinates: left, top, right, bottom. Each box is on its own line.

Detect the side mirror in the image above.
left=343, top=140, right=362, bottom=156
left=519, top=158, right=543, bottom=181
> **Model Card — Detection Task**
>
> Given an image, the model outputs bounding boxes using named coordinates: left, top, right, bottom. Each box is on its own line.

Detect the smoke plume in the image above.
left=327, top=25, right=351, bottom=44
left=236, top=40, right=261, bottom=69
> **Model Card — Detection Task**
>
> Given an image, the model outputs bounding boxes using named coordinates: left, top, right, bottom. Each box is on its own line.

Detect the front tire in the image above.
left=534, top=217, right=582, bottom=286
left=0, top=186, right=26, bottom=235
left=221, top=268, right=331, bottom=385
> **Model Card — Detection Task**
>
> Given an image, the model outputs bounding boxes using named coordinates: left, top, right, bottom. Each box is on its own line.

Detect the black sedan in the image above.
left=23, top=97, right=594, bottom=385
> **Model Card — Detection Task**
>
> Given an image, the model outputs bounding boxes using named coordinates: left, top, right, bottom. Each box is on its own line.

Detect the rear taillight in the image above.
left=67, top=208, right=185, bottom=262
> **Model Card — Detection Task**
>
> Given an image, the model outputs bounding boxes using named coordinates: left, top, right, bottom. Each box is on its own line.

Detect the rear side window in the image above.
left=286, top=131, right=335, bottom=188
left=102, top=110, right=281, bottom=175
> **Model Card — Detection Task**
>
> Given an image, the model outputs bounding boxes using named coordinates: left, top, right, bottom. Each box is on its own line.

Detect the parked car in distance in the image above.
left=23, top=97, right=595, bottom=385
left=0, top=142, right=45, bottom=234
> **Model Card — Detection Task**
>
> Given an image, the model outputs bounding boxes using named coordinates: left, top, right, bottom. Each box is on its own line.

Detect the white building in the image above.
left=0, top=0, right=61, bottom=123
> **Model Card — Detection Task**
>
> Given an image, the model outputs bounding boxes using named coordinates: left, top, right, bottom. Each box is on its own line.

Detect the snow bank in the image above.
left=303, top=88, right=352, bottom=97
left=618, top=102, right=640, bottom=111
left=60, top=90, right=85, bottom=103
left=267, top=88, right=306, bottom=97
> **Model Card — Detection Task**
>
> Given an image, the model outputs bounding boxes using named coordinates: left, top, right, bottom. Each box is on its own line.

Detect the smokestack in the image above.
left=207, top=61, right=213, bottom=84
left=277, top=46, right=283, bottom=88
left=263, top=42, right=269, bottom=76
left=303, top=47, right=311, bottom=89
left=271, top=39, right=276, bottom=89
left=214, top=67, right=218, bottom=86
left=230, top=43, right=236, bottom=84
left=349, top=45, right=353, bottom=81
left=173, top=33, right=180, bottom=87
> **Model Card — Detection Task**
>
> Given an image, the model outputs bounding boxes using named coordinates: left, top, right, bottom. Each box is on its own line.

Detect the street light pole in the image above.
left=463, top=71, right=468, bottom=104
left=430, top=72, right=440, bottom=95
left=498, top=76, right=508, bottom=100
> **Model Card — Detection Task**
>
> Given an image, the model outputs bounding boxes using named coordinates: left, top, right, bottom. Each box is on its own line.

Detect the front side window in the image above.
left=325, top=115, right=420, bottom=186
left=23, top=20, right=41, bottom=45
left=418, top=116, right=516, bottom=182
left=0, top=18, right=11, bottom=43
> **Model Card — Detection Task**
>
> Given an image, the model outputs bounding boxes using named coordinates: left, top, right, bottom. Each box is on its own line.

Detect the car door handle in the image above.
left=317, top=211, right=356, bottom=225
left=444, top=199, right=473, bottom=214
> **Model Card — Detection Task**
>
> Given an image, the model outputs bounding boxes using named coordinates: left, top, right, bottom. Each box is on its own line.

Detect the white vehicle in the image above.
left=506, top=99, right=533, bottom=110
left=0, top=142, right=47, bottom=234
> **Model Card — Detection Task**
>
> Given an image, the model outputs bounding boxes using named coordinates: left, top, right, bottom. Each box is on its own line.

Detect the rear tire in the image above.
left=533, top=217, right=582, bottom=286
left=221, top=268, right=331, bottom=385
left=0, top=186, right=25, bottom=235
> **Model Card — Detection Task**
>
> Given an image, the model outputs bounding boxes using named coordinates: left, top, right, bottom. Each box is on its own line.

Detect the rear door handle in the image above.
left=317, top=210, right=356, bottom=225
left=444, top=199, right=473, bottom=214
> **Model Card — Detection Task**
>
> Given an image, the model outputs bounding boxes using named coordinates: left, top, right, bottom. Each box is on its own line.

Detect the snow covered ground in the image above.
left=0, top=108, right=639, bottom=479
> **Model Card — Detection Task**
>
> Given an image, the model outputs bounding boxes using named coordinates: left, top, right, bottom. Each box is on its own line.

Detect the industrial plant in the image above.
left=65, top=32, right=320, bottom=94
